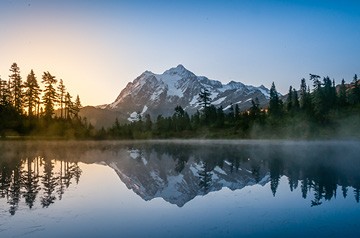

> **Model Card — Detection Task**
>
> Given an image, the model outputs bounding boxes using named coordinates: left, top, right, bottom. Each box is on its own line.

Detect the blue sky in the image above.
left=0, top=0, right=359, bottom=105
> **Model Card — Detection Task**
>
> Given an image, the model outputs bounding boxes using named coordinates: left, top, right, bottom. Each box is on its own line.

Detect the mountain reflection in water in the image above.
left=1, top=140, right=360, bottom=215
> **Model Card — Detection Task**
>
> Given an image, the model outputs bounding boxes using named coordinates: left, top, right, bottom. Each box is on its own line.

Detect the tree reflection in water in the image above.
left=130, top=141, right=360, bottom=206
left=0, top=154, right=81, bottom=215
left=1, top=140, right=360, bottom=214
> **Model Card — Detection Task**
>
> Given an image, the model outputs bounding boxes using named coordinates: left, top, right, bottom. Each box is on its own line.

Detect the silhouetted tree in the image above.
left=299, top=78, right=311, bottom=113
left=348, top=74, right=360, bottom=105
left=342, top=185, right=348, bottom=198
left=73, top=95, right=82, bottom=118
left=292, top=88, right=300, bottom=110
left=0, top=78, right=11, bottom=106
left=64, top=92, right=73, bottom=119
left=234, top=104, right=240, bottom=120
left=301, top=179, right=309, bottom=199
left=286, top=86, right=293, bottom=112
left=269, top=156, right=283, bottom=196
left=23, top=70, right=41, bottom=117
left=57, top=79, right=66, bottom=118
left=0, top=161, right=12, bottom=199
left=172, top=106, right=191, bottom=131
left=8, top=160, right=22, bottom=215
left=249, top=97, right=260, bottom=118
left=23, top=157, right=40, bottom=208
left=216, top=106, right=225, bottom=127
left=354, top=187, right=360, bottom=203
left=72, top=163, right=82, bottom=184
left=197, top=88, right=211, bottom=109
left=269, top=82, right=283, bottom=117
left=9, top=63, right=23, bottom=113
left=41, top=159, right=58, bottom=207
left=198, top=161, right=212, bottom=194
left=41, top=72, right=58, bottom=119
left=144, top=114, right=152, bottom=131
left=338, top=79, right=347, bottom=107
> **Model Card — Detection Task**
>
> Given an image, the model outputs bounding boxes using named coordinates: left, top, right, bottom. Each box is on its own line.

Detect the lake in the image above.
left=1, top=140, right=360, bottom=237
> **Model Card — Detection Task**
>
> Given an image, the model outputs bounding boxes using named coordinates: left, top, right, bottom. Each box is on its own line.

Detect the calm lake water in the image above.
left=1, top=140, right=360, bottom=238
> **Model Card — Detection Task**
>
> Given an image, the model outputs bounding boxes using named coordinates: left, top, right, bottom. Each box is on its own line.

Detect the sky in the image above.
left=0, top=0, right=359, bottom=106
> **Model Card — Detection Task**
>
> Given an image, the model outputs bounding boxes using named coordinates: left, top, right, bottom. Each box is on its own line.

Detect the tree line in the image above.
left=106, top=73, right=360, bottom=139
left=0, top=63, right=93, bottom=138
left=0, top=156, right=81, bottom=215
left=1, top=62, right=359, bottom=139
left=118, top=142, right=360, bottom=206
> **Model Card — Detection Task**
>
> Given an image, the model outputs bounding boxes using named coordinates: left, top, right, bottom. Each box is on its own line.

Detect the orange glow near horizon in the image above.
left=0, top=10, right=130, bottom=106
left=1, top=1, right=359, bottom=106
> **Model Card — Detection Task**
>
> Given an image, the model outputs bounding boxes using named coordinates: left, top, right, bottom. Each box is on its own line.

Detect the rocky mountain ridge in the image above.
left=102, top=65, right=271, bottom=121
left=80, top=65, right=273, bottom=127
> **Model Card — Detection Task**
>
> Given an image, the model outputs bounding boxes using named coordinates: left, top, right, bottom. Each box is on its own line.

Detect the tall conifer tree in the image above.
left=41, top=72, right=58, bottom=119
left=73, top=95, right=82, bottom=118
left=57, top=79, right=66, bottom=118
left=9, top=63, right=23, bottom=113
left=269, top=82, right=282, bottom=116
left=24, top=70, right=41, bottom=117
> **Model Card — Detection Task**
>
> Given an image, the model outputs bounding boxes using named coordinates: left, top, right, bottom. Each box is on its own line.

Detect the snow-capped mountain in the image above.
left=102, top=143, right=270, bottom=207
left=100, top=65, right=271, bottom=122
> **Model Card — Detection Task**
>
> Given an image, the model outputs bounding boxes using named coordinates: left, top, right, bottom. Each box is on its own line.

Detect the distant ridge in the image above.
left=96, top=65, right=271, bottom=123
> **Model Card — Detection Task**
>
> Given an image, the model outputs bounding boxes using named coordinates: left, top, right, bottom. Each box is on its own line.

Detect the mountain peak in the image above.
left=96, top=65, right=271, bottom=124
left=163, top=64, right=194, bottom=77
left=176, top=64, right=186, bottom=70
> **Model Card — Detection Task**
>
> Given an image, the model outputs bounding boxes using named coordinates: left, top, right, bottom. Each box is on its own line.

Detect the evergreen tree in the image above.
left=269, top=82, right=282, bottom=117
left=9, top=63, right=23, bottom=113
left=41, top=159, right=57, bottom=207
left=206, top=105, right=218, bottom=126
left=0, top=76, right=3, bottom=105
left=173, top=105, right=190, bottom=131
left=197, top=88, right=211, bottom=109
left=234, top=104, right=240, bottom=120
left=227, top=103, right=234, bottom=124
left=8, top=160, right=22, bottom=215
left=73, top=95, right=82, bottom=118
left=57, top=79, right=66, bottom=118
left=311, top=75, right=336, bottom=119
left=310, top=74, right=322, bottom=91
left=249, top=98, right=260, bottom=118
left=338, top=79, right=347, bottom=107
left=64, top=92, right=73, bottom=119
left=0, top=78, right=11, bottom=106
left=292, top=88, right=300, bottom=110
left=191, top=110, right=201, bottom=129
left=216, top=106, right=225, bottom=128
left=144, top=114, right=152, bottom=131
left=197, top=88, right=212, bottom=124
left=23, top=70, right=41, bottom=117
left=299, top=78, right=310, bottom=111
left=323, top=77, right=336, bottom=111
left=348, top=74, right=360, bottom=105
left=286, top=86, right=293, bottom=112
left=23, top=158, right=40, bottom=209
left=198, top=161, right=212, bottom=194
left=156, top=115, right=170, bottom=135
left=41, top=72, right=58, bottom=119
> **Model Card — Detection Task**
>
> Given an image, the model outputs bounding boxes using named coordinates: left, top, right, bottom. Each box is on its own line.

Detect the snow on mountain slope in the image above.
left=101, top=64, right=273, bottom=121
left=106, top=147, right=270, bottom=207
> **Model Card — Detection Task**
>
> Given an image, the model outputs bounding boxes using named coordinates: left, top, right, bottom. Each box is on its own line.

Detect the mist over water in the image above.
left=1, top=140, right=360, bottom=237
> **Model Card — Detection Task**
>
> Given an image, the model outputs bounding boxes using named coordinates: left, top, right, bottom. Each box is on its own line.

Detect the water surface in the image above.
left=1, top=140, right=360, bottom=237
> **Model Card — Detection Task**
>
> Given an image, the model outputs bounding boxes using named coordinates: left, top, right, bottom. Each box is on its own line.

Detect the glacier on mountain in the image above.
left=102, top=64, right=273, bottom=121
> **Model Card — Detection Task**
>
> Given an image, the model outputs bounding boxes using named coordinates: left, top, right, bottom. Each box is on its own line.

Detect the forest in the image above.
left=1, top=62, right=360, bottom=139
left=0, top=63, right=93, bottom=138
left=1, top=141, right=360, bottom=216
left=106, top=73, right=360, bottom=139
